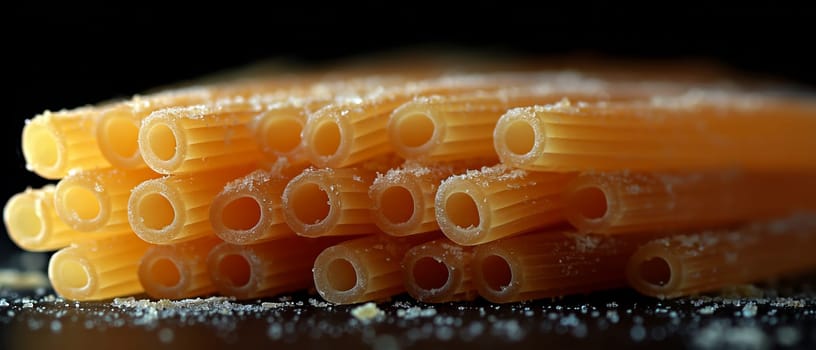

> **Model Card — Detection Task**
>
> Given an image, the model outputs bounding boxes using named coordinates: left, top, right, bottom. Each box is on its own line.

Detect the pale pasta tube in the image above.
left=313, top=234, right=432, bottom=304
left=207, top=237, right=338, bottom=299
left=54, top=168, right=158, bottom=233
left=22, top=108, right=110, bottom=179
left=627, top=214, right=816, bottom=299
left=138, top=236, right=221, bottom=299
left=48, top=234, right=152, bottom=301
left=565, top=171, right=816, bottom=234
left=435, top=164, right=574, bottom=246
left=494, top=95, right=816, bottom=172
left=4, top=186, right=81, bottom=251
left=128, top=166, right=253, bottom=244
left=473, top=230, right=651, bottom=303
left=401, top=238, right=476, bottom=303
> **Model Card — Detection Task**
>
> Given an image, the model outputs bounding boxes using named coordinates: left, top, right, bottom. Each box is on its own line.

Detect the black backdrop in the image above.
left=3, top=2, right=815, bottom=257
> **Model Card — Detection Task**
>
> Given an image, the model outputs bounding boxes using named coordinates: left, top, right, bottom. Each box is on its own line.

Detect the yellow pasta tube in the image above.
left=128, top=166, right=253, bottom=244
left=435, top=164, right=574, bottom=246
left=138, top=236, right=221, bottom=299
left=250, top=98, right=322, bottom=164
left=313, top=234, right=432, bottom=304
left=401, top=238, right=476, bottom=303
left=54, top=168, right=158, bottom=233
left=282, top=167, right=379, bottom=237
left=4, top=186, right=82, bottom=251
left=48, top=234, right=152, bottom=301
left=207, top=237, right=338, bottom=299
left=493, top=95, right=816, bottom=172
left=22, top=108, right=110, bottom=179
left=627, top=214, right=816, bottom=299
left=473, top=230, right=651, bottom=303
left=565, top=171, right=816, bottom=234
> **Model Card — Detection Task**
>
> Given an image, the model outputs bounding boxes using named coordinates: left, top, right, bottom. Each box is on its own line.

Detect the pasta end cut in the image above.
left=257, top=114, right=304, bottom=156
left=373, top=184, right=419, bottom=234
left=390, top=108, right=439, bottom=157
left=626, top=247, right=679, bottom=298
left=139, top=118, right=183, bottom=174
left=437, top=183, right=487, bottom=245
left=313, top=246, right=366, bottom=304
left=4, top=192, right=47, bottom=248
left=474, top=248, right=519, bottom=303
left=565, top=185, right=610, bottom=231
left=128, top=180, right=182, bottom=244
left=139, top=255, right=183, bottom=297
left=22, top=120, right=64, bottom=179
left=97, top=111, right=142, bottom=168
left=493, top=112, right=541, bottom=168
left=284, top=180, right=335, bottom=237
left=48, top=248, right=95, bottom=300
left=55, top=181, right=106, bottom=231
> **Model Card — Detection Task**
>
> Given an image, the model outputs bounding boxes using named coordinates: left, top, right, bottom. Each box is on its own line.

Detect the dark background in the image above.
left=3, top=2, right=815, bottom=257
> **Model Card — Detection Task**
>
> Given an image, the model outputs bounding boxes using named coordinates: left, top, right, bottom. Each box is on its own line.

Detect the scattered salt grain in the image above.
left=351, top=302, right=384, bottom=323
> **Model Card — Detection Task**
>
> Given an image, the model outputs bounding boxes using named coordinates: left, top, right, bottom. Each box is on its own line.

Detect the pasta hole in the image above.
left=291, top=183, right=330, bottom=225
left=63, top=187, right=101, bottom=221
left=312, top=121, right=341, bottom=157
left=569, top=186, right=608, bottom=220
left=481, top=254, right=512, bottom=292
left=640, top=257, right=671, bottom=287
left=104, top=117, right=139, bottom=158
left=150, top=258, right=181, bottom=288
left=218, top=254, right=251, bottom=287
left=147, top=123, right=177, bottom=161
left=397, top=113, right=435, bottom=148
left=264, top=117, right=302, bottom=153
left=8, top=199, right=42, bottom=238
left=326, top=259, right=357, bottom=292
left=139, top=193, right=175, bottom=230
left=60, top=260, right=90, bottom=289
left=23, top=125, right=59, bottom=167
left=504, top=120, right=535, bottom=156
left=221, top=196, right=261, bottom=231
left=380, top=186, right=415, bottom=225
left=412, top=257, right=449, bottom=290
left=445, top=192, right=480, bottom=230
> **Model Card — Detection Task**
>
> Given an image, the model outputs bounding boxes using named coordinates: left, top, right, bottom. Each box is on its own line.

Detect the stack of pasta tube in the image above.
left=4, top=58, right=816, bottom=304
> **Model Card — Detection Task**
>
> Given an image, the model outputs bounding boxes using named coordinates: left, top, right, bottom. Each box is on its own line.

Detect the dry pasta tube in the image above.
left=54, top=168, right=158, bottom=233
left=282, top=167, right=379, bottom=237
left=48, top=234, right=152, bottom=301
left=435, top=164, right=574, bottom=246
left=627, top=214, right=816, bottom=299
left=473, top=230, right=652, bottom=303
left=370, top=160, right=489, bottom=236
left=210, top=162, right=306, bottom=245
left=4, top=186, right=83, bottom=251
left=401, top=238, right=476, bottom=302
left=493, top=96, right=816, bottom=172
left=138, top=236, right=221, bottom=299
left=207, top=237, right=339, bottom=299
left=565, top=171, right=816, bottom=234
left=22, top=108, right=110, bottom=179
left=128, top=166, right=254, bottom=244
left=313, top=234, right=433, bottom=304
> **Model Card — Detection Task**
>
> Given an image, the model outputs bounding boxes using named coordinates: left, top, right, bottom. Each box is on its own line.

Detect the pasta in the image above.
left=22, top=107, right=110, bottom=179
left=207, top=237, right=338, bottom=299
left=250, top=97, right=326, bottom=164
left=435, top=164, right=574, bottom=246
left=565, top=171, right=816, bottom=234
left=4, top=186, right=83, bottom=251
left=312, top=234, right=433, bottom=304
left=128, top=166, right=254, bottom=244
left=48, top=234, right=152, bottom=301
left=54, top=168, right=158, bottom=232
left=493, top=95, right=816, bottom=172
left=138, top=237, right=221, bottom=299
left=627, top=214, right=816, bottom=299
left=473, top=230, right=653, bottom=303
left=401, top=238, right=476, bottom=303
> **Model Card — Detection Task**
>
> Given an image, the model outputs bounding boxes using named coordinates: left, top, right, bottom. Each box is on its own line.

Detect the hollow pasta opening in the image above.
left=8, top=198, right=43, bottom=238
left=102, top=116, right=139, bottom=159
left=412, top=257, right=449, bottom=290
left=503, top=120, right=535, bottom=156
left=396, top=112, right=435, bottom=148
left=218, top=254, right=251, bottom=287
left=147, top=123, right=177, bottom=161
left=221, top=196, right=261, bottom=231
left=445, top=192, right=480, bottom=230
left=23, top=124, right=59, bottom=168
left=380, top=186, right=415, bottom=225
left=290, top=183, right=330, bottom=226
left=139, top=193, right=175, bottom=230
left=150, top=258, right=181, bottom=288
left=639, top=257, right=672, bottom=287
left=569, top=186, right=609, bottom=220
left=264, top=117, right=302, bottom=153
left=326, top=258, right=357, bottom=292
left=312, top=120, right=341, bottom=157
left=59, top=260, right=90, bottom=290
left=62, top=187, right=101, bottom=221
left=481, top=254, right=512, bottom=292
